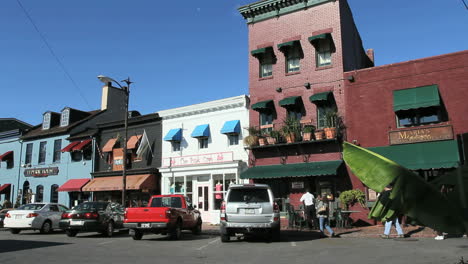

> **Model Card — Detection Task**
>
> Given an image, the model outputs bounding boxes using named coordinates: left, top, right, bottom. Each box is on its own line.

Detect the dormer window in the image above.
left=60, top=108, right=70, bottom=127
left=42, top=112, right=51, bottom=130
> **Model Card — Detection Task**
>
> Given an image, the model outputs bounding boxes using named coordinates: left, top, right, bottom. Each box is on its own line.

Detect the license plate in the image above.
left=245, top=209, right=255, bottom=214
left=70, top=220, right=84, bottom=226
left=141, top=223, right=151, bottom=228
left=15, top=215, right=23, bottom=219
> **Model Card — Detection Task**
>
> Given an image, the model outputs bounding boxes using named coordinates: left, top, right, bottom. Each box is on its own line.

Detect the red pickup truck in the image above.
left=123, top=195, right=202, bottom=240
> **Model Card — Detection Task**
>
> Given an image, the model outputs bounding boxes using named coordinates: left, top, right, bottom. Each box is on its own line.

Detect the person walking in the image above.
left=379, top=186, right=405, bottom=239
left=316, top=196, right=336, bottom=237
left=300, top=188, right=315, bottom=229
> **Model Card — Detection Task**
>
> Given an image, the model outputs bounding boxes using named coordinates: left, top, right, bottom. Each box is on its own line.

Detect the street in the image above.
left=0, top=229, right=466, bottom=264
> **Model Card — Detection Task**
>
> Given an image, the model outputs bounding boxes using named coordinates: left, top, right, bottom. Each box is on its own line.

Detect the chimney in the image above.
left=100, top=84, right=126, bottom=111
left=366, top=49, right=375, bottom=65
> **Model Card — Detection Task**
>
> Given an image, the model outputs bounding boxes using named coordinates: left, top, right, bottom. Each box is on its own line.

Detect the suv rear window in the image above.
left=228, top=188, right=270, bottom=203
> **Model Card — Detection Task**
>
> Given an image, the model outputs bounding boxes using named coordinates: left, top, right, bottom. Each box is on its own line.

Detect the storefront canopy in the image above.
left=310, top=91, right=333, bottom=103
left=57, top=179, right=90, bottom=192
left=102, top=138, right=117, bottom=152
left=0, top=151, right=13, bottom=161
left=240, top=160, right=343, bottom=179
left=368, top=140, right=459, bottom=170
left=279, top=96, right=302, bottom=107
left=393, top=85, right=440, bottom=112
left=191, top=124, right=210, bottom=138
left=72, top=139, right=92, bottom=151
left=0, top=184, right=11, bottom=194
left=221, top=120, right=241, bottom=134
left=251, top=100, right=274, bottom=111
left=61, top=142, right=80, bottom=153
left=82, top=174, right=156, bottom=192
left=164, top=128, right=182, bottom=141
left=127, top=135, right=142, bottom=150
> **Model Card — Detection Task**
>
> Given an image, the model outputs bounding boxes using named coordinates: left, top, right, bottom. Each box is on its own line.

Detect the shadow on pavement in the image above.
left=0, top=240, right=71, bottom=253
left=224, top=230, right=325, bottom=243
left=64, top=229, right=129, bottom=238
left=145, top=233, right=215, bottom=242
left=406, top=226, right=425, bottom=237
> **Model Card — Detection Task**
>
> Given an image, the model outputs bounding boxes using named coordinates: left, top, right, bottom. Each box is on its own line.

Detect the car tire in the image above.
left=10, top=229, right=20, bottom=234
left=131, top=229, right=143, bottom=240
left=105, top=221, right=114, bottom=237
left=270, top=227, right=281, bottom=242
left=66, top=229, right=78, bottom=237
left=170, top=220, right=182, bottom=240
left=220, top=233, right=230, bottom=243
left=192, top=219, right=202, bottom=235
left=40, top=220, right=52, bottom=234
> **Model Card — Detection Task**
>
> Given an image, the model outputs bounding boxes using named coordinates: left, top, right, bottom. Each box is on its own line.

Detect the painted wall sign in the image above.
left=113, top=148, right=124, bottom=171
left=24, top=167, right=59, bottom=177
left=389, top=125, right=453, bottom=145
left=291, top=181, right=304, bottom=189
left=162, top=152, right=234, bottom=167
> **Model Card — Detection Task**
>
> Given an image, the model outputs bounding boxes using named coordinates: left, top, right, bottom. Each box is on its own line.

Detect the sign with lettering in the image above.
left=113, top=148, right=124, bottom=171
left=389, top=125, right=453, bottom=145
left=367, top=188, right=377, bottom=201
left=24, top=167, right=59, bottom=177
left=162, top=152, right=234, bottom=167
left=291, top=182, right=304, bottom=189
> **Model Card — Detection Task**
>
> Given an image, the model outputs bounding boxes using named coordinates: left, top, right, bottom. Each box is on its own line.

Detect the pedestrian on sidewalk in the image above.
left=317, top=196, right=337, bottom=237
left=379, top=186, right=405, bottom=239
left=300, top=188, right=316, bottom=229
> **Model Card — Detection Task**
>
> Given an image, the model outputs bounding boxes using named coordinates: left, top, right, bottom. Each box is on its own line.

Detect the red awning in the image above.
left=72, top=139, right=92, bottom=151
left=127, top=135, right=142, bottom=150
left=82, top=174, right=155, bottom=192
left=61, top=142, right=80, bottom=152
left=102, top=138, right=117, bottom=152
left=57, top=179, right=90, bottom=192
left=0, top=151, right=13, bottom=161
left=0, top=184, right=11, bottom=194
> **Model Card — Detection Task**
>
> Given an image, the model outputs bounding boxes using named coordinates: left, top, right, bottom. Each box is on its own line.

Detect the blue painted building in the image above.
left=0, top=118, right=32, bottom=207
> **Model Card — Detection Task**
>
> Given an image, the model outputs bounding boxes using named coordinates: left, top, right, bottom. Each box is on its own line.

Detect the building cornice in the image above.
left=238, top=0, right=334, bottom=24
left=157, top=95, right=249, bottom=121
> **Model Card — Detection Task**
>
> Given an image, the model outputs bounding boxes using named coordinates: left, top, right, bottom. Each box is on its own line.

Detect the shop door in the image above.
left=196, top=184, right=210, bottom=221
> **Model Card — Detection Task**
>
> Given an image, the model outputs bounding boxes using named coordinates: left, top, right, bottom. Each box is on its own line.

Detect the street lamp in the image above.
left=97, top=75, right=133, bottom=206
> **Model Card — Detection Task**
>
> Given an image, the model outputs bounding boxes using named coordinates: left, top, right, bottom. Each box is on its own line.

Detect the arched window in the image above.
left=22, top=181, right=30, bottom=204
left=50, top=184, right=59, bottom=203
left=36, top=185, right=44, bottom=202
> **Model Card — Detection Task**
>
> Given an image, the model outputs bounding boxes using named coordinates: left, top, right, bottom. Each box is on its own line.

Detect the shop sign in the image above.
left=291, top=182, right=304, bottom=189
left=389, top=125, right=453, bottom=145
left=162, top=152, right=234, bottom=167
left=113, top=148, right=124, bottom=171
left=367, top=188, right=377, bottom=201
left=24, top=167, right=59, bottom=177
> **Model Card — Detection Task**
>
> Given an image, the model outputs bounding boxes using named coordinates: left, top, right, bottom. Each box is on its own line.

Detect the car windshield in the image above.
left=150, top=197, right=182, bottom=208
left=228, top=188, right=270, bottom=203
left=73, top=202, right=108, bottom=211
left=17, top=204, right=45, bottom=210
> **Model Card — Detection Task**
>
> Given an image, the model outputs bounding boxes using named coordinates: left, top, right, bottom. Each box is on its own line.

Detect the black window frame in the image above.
left=50, top=184, right=59, bottom=203
left=198, top=138, right=208, bottom=149
left=25, top=143, right=33, bottom=165
left=38, top=141, right=47, bottom=164
left=228, top=134, right=239, bottom=146
left=36, top=185, right=44, bottom=202
left=171, top=141, right=181, bottom=152
left=316, top=38, right=332, bottom=67
left=53, top=139, right=62, bottom=163
left=254, top=48, right=276, bottom=78
left=396, top=106, right=446, bottom=128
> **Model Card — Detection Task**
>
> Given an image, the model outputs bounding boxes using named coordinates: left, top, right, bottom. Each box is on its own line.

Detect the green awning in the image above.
left=251, top=47, right=269, bottom=56
left=393, top=85, right=440, bottom=112
left=279, top=96, right=302, bottom=107
left=277, top=40, right=298, bottom=50
left=251, top=100, right=274, bottom=111
left=240, top=160, right=342, bottom=179
left=368, top=140, right=460, bottom=170
left=308, top=33, right=329, bottom=42
left=309, top=91, right=332, bottom=103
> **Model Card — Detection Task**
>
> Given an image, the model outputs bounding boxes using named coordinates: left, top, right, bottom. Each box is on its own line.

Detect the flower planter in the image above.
left=266, top=136, right=277, bottom=145
left=314, top=130, right=324, bottom=140
left=258, top=137, right=268, bottom=146
left=324, top=127, right=337, bottom=139
left=285, top=133, right=296, bottom=143
left=302, top=132, right=313, bottom=141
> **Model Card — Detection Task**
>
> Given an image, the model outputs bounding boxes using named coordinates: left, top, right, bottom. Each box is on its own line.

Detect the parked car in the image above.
left=0, top=208, right=12, bottom=228
left=219, top=184, right=280, bottom=242
left=123, top=195, right=202, bottom=240
left=4, top=203, right=69, bottom=234
left=59, top=201, right=125, bottom=237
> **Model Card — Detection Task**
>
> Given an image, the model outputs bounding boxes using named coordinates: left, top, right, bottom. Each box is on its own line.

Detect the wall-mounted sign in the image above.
left=367, top=188, right=377, bottom=201
left=291, top=182, right=304, bottom=189
left=24, top=167, right=59, bottom=177
left=389, top=125, right=453, bottom=145
left=162, top=152, right=234, bottom=167
left=113, top=148, right=124, bottom=171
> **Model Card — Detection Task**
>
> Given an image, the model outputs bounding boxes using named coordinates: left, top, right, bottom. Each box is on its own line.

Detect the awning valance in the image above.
left=127, top=135, right=142, bottom=150
left=0, top=151, right=13, bottom=161
left=251, top=47, right=271, bottom=56
left=240, top=160, right=342, bottom=179
left=61, top=142, right=80, bottom=153
left=0, top=184, right=11, bottom=194
left=221, top=120, right=241, bottom=134
left=251, top=100, right=274, bottom=111
left=57, top=179, right=90, bottom=192
left=72, top=139, right=92, bottom=151
left=279, top=96, right=302, bottom=107
left=310, top=91, right=333, bottom=103
left=191, top=124, right=210, bottom=138
left=393, top=85, right=440, bottom=112
left=102, top=138, right=117, bottom=152
left=368, top=140, right=459, bottom=170
left=164, top=128, right=182, bottom=141
left=277, top=40, right=298, bottom=50
left=82, top=174, right=156, bottom=192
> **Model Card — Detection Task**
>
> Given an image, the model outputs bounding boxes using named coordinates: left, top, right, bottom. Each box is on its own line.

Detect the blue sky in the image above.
left=2, top=0, right=467, bottom=126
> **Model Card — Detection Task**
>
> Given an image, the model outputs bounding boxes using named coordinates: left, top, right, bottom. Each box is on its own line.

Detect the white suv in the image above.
left=219, top=184, right=280, bottom=242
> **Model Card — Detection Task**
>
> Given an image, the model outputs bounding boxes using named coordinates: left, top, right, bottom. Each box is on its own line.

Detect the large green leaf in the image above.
left=343, top=142, right=466, bottom=234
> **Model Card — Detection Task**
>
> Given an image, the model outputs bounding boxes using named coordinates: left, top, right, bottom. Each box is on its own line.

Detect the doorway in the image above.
left=196, top=183, right=210, bottom=221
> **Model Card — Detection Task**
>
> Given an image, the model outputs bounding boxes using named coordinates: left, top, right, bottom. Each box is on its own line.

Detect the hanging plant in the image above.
left=339, top=189, right=366, bottom=209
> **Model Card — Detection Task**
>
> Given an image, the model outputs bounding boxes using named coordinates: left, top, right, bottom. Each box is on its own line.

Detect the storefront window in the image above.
left=186, top=176, right=193, bottom=202
left=212, top=173, right=237, bottom=210
left=174, top=177, right=185, bottom=194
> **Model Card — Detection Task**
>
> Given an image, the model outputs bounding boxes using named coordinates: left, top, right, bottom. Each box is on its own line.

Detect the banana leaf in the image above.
left=343, top=141, right=466, bottom=234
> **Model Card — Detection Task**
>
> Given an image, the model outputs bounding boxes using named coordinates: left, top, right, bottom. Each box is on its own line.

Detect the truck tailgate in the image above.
left=124, top=207, right=170, bottom=223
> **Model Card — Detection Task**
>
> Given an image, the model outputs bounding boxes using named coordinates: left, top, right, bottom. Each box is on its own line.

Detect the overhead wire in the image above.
left=15, top=0, right=91, bottom=109
left=462, top=0, right=468, bottom=9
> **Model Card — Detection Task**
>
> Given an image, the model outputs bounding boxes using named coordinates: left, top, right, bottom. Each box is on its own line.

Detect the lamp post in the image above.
left=97, top=75, right=133, bottom=206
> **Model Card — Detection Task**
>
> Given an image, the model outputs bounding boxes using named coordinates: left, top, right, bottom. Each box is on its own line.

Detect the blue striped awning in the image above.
left=164, top=128, right=182, bottom=141
left=191, top=124, right=210, bottom=138
left=221, top=120, right=240, bottom=134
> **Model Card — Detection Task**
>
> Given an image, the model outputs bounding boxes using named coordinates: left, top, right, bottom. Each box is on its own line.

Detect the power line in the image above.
left=462, top=0, right=468, bottom=9
left=15, top=0, right=91, bottom=109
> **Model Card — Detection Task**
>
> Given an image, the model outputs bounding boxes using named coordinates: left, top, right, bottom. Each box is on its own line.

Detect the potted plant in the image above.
left=338, top=189, right=366, bottom=210
left=243, top=126, right=261, bottom=147
left=324, top=110, right=338, bottom=139
left=258, top=134, right=268, bottom=146
left=314, top=129, right=324, bottom=140
left=265, top=129, right=281, bottom=145
left=302, top=125, right=315, bottom=141
left=281, top=116, right=301, bottom=143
